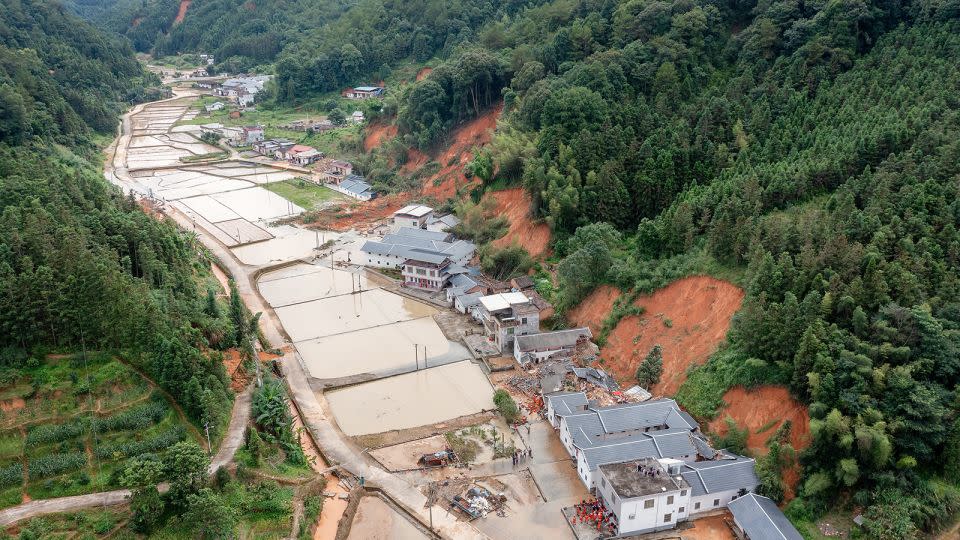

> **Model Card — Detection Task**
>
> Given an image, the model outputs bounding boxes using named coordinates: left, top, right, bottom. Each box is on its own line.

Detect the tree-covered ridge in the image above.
left=66, top=0, right=182, bottom=55
left=0, top=0, right=159, bottom=141
left=0, top=1, right=231, bottom=437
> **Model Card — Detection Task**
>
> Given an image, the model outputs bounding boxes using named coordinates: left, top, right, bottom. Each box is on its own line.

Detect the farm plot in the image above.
left=0, top=354, right=199, bottom=507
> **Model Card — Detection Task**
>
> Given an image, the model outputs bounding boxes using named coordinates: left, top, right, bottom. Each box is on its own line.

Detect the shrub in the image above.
left=28, top=452, right=87, bottom=479
left=0, top=462, right=23, bottom=487
left=26, top=421, right=87, bottom=446
left=94, top=427, right=185, bottom=460
left=93, top=399, right=168, bottom=433
left=493, top=389, right=520, bottom=424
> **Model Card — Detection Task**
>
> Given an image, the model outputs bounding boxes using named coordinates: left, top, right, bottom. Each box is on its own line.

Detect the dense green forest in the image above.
left=0, top=0, right=234, bottom=440
left=65, top=0, right=182, bottom=54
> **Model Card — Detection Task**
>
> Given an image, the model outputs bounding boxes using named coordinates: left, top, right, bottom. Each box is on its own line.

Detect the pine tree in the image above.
left=228, top=279, right=245, bottom=348
left=635, top=345, right=663, bottom=388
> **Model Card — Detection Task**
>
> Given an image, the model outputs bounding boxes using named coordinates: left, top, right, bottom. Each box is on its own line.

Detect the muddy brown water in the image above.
left=296, top=317, right=462, bottom=379
left=325, top=361, right=495, bottom=436
left=274, top=288, right=437, bottom=343
left=346, top=496, right=427, bottom=540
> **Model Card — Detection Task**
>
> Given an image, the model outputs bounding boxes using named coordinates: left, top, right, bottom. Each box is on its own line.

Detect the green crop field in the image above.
left=0, top=353, right=201, bottom=507
left=263, top=179, right=345, bottom=210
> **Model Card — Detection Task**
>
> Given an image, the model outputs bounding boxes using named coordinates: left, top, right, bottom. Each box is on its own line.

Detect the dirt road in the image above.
left=110, top=92, right=488, bottom=539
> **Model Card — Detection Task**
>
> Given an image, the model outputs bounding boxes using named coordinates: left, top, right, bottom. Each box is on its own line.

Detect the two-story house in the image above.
left=476, top=292, right=541, bottom=352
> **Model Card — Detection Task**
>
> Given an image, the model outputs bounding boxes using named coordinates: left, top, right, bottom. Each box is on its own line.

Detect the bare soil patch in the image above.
left=567, top=285, right=622, bottom=334
left=488, top=188, right=551, bottom=258
left=364, top=122, right=398, bottom=153
left=597, top=276, right=744, bottom=396
left=418, top=103, right=502, bottom=201
left=709, top=385, right=811, bottom=500
left=415, top=67, right=433, bottom=81
left=683, top=513, right=736, bottom=540
left=174, top=0, right=191, bottom=24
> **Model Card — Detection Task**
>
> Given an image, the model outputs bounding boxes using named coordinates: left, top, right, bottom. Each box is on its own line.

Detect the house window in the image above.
left=644, top=500, right=654, bottom=509
left=681, top=490, right=686, bottom=496
left=521, top=317, right=527, bottom=324
left=694, top=502, right=701, bottom=510
left=667, top=495, right=674, bottom=505
left=664, top=513, right=672, bottom=523
left=601, top=478, right=606, bottom=488
left=713, top=499, right=720, bottom=507
left=679, top=507, right=685, bottom=513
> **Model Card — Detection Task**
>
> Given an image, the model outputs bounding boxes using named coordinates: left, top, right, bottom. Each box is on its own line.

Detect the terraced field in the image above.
left=0, top=353, right=200, bottom=507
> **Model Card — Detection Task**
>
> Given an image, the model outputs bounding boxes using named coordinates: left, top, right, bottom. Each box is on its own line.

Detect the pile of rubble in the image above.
left=451, top=486, right=507, bottom=520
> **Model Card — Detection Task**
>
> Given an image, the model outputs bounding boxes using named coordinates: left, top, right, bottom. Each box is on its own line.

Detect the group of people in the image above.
left=511, top=447, right=532, bottom=467
left=571, top=498, right=615, bottom=533
left=638, top=464, right=663, bottom=477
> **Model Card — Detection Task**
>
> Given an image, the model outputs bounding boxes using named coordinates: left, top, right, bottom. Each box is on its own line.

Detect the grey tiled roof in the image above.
left=387, top=227, right=452, bottom=243
left=449, top=274, right=477, bottom=289
left=454, top=292, right=483, bottom=308
left=581, top=430, right=697, bottom=471
left=582, top=439, right=659, bottom=471
left=595, top=399, right=690, bottom=433
left=516, top=328, right=592, bottom=353
left=681, top=456, right=759, bottom=497
left=547, top=392, right=589, bottom=416
left=403, top=249, right=449, bottom=265
left=728, top=493, right=803, bottom=540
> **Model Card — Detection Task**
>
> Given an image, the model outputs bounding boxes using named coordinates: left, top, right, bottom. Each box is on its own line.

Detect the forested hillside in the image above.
left=0, top=0, right=233, bottom=436
left=65, top=0, right=181, bottom=54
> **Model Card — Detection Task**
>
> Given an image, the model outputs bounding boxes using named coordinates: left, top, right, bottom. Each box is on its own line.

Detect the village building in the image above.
left=200, top=123, right=242, bottom=144
left=425, top=213, right=461, bottom=232
left=205, top=101, right=225, bottom=112
left=454, top=292, right=483, bottom=315
left=475, top=292, right=541, bottom=352
left=596, top=458, right=692, bottom=535
left=446, top=273, right=479, bottom=303
left=401, top=253, right=452, bottom=291
left=728, top=493, right=803, bottom=540
left=191, top=68, right=208, bottom=78
left=253, top=138, right=292, bottom=156
left=216, top=75, right=270, bottom=106
left=330, top=175, right=376, bottom=201
left=292, top=148, right=322, bottom=166
left=326, top=159, right=353, bottom=179
left=392, top=205, right=434, bottom=230
left=360, top=227, right=475, bottom=269
left=351, top=110, right=365, bottom=123
left=272, top=141, right=296, bottom=160
left=241, top=125, right=264, bottom=145
left=343, top=85, right=384, bottom=99
left=513, top=327, right=594, bottom=367
left=545, top=392, right=589, bottom=428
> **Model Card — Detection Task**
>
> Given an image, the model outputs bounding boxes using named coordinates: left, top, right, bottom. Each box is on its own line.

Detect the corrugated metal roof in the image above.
left=681, top=457, right=758, bottom=496
left=728, top=493, right=803, bottom=540
left=394, top=204, right=433, bottom=217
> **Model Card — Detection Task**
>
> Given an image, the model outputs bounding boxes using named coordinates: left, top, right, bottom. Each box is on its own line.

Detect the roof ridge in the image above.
left=749, top=494, right=789, bottom=540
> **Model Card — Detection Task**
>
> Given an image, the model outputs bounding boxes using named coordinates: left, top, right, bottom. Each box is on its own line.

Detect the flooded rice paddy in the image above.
left=127, top=96, right=492, bottom=450
left=325, top=360, right=494, bottom=436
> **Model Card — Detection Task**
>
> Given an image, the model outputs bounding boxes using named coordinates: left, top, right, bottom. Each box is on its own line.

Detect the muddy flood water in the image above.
left=325, top=361, right=494, bottom=436
left=346, top=496, right=427, bottom=540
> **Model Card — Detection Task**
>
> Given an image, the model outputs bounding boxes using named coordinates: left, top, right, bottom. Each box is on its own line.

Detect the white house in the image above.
left=205, top=102, right=225, bottom=112
left=392, top=205, right=434, bottom=230
left=596, top=459, right=692, bottom=536
left=475, top=292, right=540, bottom=352
left=350, top=110, right=365, bottom=123
left=544, top=392, right=589, bottom=428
